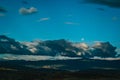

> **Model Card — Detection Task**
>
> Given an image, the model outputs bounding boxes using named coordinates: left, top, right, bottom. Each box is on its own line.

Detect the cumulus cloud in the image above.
left=65, top=22, right=80, bottom=25
left=37, top=17, right=50, bottom=22
left=73, top=43, right=89, bottom=51
left=21, top=41, right=41, bottom=53
left=22, top=40, right=53, bottom=55
left=20, top=40, right=118, bottom=58
left=84, top=0, right=120, bottom=8
left=0, top=35, right=118, bottom=58
left=29, top=47, right=38, bottom=53
left=91, top=42, right=117, bottom=57
left=19, top=7, right=38, bottom=15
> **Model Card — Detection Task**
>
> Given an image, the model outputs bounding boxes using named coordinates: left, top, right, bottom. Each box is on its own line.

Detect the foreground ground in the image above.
left=0, top=69, right=120, bottom=80
left=0, top=59, right=120, bottom=80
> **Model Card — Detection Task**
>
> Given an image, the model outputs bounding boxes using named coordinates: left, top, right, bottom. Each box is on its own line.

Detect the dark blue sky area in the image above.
left=0, top=0, right=120, bottom=48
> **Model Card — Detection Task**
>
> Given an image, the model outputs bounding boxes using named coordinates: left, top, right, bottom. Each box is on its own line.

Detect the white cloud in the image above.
left=19, top=7, right=38, bottom=15
left=65, top=22, right=80, bottom=25
left=72, top=43, right=89, bottom=51
left=91, top=57, right=120, bottom=61
left=37, top=17, right=50, bottom=22
left=0, top=54, right=80, bottom=61
left=77, top=52, right=82, bottom=55
left=29, top=48, right=37, bottom=53
left=21, top=41, right=40, bottom=53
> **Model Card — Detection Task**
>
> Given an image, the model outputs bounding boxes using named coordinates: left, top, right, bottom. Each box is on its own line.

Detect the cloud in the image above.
left=21, top=41, right=41, bottom=53
left=91, top=56, right=120, bottom=60
left=22, top=40, right=52, bottom=54
left=91, top=42, right=117, bottom=57
left=0, top=35, right=118, bottom=58
left=116, top=48, right=120, bottom=54
left=1, top=54, right=120, bottom=61
left=84, top=0, right=120, bottom=8
left=65, top=22, right=80, bottom=25
left=11, top=45, right=18, bottom=50
left=112, top=16, right=118, bottom=21
left=37, top=17, right=50, bottom=22
left=0, top=13, right=5, bottom=17
left=19, top=7, right=38, bottom=15
left=72, top=43, right=89, bottom=51
left=0, top=54, right=80, bottom=61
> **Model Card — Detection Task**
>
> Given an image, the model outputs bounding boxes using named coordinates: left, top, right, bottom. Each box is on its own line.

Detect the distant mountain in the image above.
left=0, top=35, right=117, bottom=58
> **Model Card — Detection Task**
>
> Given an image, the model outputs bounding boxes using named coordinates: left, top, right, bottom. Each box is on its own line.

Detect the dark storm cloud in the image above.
left=91, top=42, right=117, bottom=57
left=84, top=0, right=120, bottom=8
left=0, top=35, right=118, bottom=58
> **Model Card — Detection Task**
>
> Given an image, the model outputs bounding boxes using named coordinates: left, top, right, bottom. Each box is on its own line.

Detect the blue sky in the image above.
left=0, top=0, right=120, bottom=48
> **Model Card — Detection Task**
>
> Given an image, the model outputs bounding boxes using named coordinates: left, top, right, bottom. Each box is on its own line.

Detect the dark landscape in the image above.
left=0, top=59, right=120, bottom=80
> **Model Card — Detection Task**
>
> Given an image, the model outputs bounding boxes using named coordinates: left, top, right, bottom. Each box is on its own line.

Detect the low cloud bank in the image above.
left=0, top=35, right=118, bottom=59
left=0, top=54, right=120, bottom=61
left=0, top=54, right=80, bottom=61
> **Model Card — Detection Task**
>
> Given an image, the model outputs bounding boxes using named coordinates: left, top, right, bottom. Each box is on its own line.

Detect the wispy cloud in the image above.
left=2, top=33, right=11, bottom=35
left=65, top=22, right=80, bottom=25
left=112, top=16, right=118, bottom=21
left=0, top=54, right=80, bottom=61
left=37, top=17, right=50, bottom=22
left=0, top=13, right=5, bottom=17
left=19, top=7, right=38, bottom=15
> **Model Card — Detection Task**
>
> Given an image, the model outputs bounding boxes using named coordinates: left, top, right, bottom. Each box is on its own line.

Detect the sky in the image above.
left=0, top=0, right=120, bottom=48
